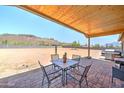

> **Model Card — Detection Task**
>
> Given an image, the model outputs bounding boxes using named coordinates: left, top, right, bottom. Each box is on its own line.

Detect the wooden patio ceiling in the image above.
left=17, top=5, right=124, bottom=38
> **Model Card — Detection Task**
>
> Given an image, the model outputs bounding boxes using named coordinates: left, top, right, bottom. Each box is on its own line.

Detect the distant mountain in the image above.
left=106, top=42, right=121, bottom=47
left=0, top=34, right=61, bottom=46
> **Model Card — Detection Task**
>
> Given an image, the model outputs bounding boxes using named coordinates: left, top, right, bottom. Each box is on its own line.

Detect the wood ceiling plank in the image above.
left=89, top=28, right=124, bottom=37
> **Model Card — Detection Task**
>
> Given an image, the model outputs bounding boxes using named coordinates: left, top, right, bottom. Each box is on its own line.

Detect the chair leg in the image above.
left=78, top=66, right=79, bottom=70
left=120, top=64, right=121, bottom=69
left=48, top=82, right=51, bottom=88
left=85, top=78, right=88, bottom=87
left=66, top=74, right=67, bottom=85
left=112, top=77, right=113, bottom=83
left=53, top=64, right=55, bottom=69
left=77, top=63, right=79, bottom=70
left=42, top=76, right=45, bottom=86
left=79, top=82, right=82, bottom=88
left=61, top=76, right=63, bottom=86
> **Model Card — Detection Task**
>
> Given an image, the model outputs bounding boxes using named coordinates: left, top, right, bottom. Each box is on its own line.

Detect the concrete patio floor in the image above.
left=0, top=58, right=124, bottom=88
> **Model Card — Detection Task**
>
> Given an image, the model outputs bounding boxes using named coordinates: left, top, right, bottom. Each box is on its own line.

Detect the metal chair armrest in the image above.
left=47, top=68, right=62, bottom=76
left=45, top=63, right=54, bottom=68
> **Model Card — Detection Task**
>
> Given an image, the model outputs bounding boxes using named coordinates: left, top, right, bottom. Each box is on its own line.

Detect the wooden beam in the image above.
left=118, top=33, right=124, bottom=41
left=88, top=29, right=124, bottom=37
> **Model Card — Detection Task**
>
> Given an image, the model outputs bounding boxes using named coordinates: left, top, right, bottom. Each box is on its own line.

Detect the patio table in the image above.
left=53, top=59, right=78, bottom=86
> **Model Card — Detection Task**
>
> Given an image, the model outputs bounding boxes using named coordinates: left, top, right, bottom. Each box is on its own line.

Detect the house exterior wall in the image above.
left=122, top=42, right=124, bottom=52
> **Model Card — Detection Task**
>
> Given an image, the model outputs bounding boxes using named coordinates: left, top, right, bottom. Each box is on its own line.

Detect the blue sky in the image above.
left=0, top=6, right=119, bottom=45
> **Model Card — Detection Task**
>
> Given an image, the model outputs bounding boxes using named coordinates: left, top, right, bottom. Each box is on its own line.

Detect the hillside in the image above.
left=0, top=34, right=61, bottom=47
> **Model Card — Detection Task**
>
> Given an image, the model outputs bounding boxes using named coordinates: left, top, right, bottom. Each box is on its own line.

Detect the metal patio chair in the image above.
left=51, top=54, right=59, bottom=61
left=66, top=64, right=92, bottom=88
left=112, top=67, right=124, bottom=83
left=38, top=60, right=62, bottom=88
left=72, top=54, right=81, bottom=61
left=71, top=54, right=81, bottom=69
left=51, top=54, right=60, bottom=69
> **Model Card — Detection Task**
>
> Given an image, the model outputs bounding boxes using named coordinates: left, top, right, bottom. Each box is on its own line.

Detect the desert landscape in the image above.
left=0, top=48, right=102, bottom=78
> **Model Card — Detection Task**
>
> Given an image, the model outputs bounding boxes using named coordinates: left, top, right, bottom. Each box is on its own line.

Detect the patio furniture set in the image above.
left=38, top=54, right=92, bottom=88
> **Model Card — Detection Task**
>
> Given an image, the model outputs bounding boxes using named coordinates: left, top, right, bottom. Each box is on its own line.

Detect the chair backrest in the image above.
left=38, top=60, right=49, bottom=81
left=51, top=54, right=59, bottom=62
left=72, top=54, right=81, bottom=61
left=80, top=64, right=92, bottom=81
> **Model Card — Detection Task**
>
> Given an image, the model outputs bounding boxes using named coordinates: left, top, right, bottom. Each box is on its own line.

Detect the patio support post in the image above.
left=55, top=45, right=57, bottom=54
left=87, top=37, right=91, bottom=59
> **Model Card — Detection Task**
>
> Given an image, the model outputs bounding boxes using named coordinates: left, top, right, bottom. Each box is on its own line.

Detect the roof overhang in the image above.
left=16, top=5, right=124, bottom=38
left=118, top=33, right=124, bottom=41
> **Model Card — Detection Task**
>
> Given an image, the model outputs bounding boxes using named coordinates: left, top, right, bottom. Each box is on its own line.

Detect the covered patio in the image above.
left=0, top=5, right=124, bottom=88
